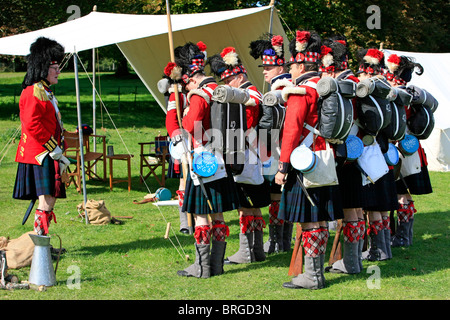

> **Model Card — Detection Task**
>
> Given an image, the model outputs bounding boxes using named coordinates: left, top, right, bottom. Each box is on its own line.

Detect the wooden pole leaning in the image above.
left=288, top=224, right=303, bottom=276
left=165, top=0, right=195, bottom=233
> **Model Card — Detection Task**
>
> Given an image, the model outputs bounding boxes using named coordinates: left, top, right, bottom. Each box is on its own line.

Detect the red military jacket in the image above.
left=183, top=77, right=217, bottom=149
left=15, top=81, right=63, bottom=165
left=239, top=81, right=262, bottom=130
left=278, top=71, right=324, bottom=172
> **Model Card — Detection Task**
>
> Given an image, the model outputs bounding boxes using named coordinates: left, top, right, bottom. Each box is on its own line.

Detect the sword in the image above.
left=22, top=198, right=36, bottom=225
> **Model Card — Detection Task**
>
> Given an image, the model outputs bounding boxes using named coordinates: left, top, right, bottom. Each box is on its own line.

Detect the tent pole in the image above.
left=92, top=5, right=98, bottom=174
left=93, top=48, right=96, bottom=146
left=74, top=50, right=89, bottom=224
left=264, top=0, right=276, bottom=93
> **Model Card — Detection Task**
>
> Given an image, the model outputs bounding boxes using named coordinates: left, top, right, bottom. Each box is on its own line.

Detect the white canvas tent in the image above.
left=384, top=49, right=450, bottom=172
left=0, top=5, right=287, bottom=110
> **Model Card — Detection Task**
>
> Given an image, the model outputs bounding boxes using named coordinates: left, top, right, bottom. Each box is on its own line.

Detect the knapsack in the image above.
left=382, top=87, right=411, bottom=141
left=211, top=86, right=248, bottom=175
left=407, top=84, right=439, bottom=112
left=407, top=104, right=435, bottom=140
left=405, top=85, right=438, bottom=140
left=260, top=89, right=286, bottom=152
left=315, top=77, right=356, bottom=141
left=355, top=77, right=393, bottom=135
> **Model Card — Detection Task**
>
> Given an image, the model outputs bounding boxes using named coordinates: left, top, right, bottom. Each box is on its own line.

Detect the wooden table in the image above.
left=107, top=154, right=133, bottom=191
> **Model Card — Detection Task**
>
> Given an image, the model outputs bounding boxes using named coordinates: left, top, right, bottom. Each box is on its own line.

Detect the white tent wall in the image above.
left=117, top=7, right=286, bottom=112
left=383, top=49, right=450, bottom=172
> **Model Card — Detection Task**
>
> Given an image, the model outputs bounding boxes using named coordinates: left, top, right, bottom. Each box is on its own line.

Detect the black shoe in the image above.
left=282, top=281, right=302, bottom=289
left=223, top=258, right=236, bottom=265
left=177, top=270, right=193, bottom=277
left=180, top=228, right=189, bottom=234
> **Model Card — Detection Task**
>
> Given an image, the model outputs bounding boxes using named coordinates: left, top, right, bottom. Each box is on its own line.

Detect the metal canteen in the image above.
left=398, top=134, right=419, bottom=156
left=192, top=151, right=219, bottom=178
left=384, top=143, right=399, bottom=165
left=28, top=234, right=56, bottom=287
left=345, top=135, right=364, bottom=161
left=290, top=145, right=317, bottom=173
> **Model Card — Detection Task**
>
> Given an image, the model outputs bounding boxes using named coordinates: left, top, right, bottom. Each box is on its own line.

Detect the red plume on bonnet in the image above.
left=320, top=45, right=334, bottom=68
left=197, top=41, right=207, bottom=52
left=386, top=54, right=401, bottom=73
left=295, top=31, right=310, bottom=52
left=364, top=48, right=384, bottom=65
left=220, top=47, right=239, bottom=66
left=271, top=35, right=283, bottom=47
left=164, top=62, right=182, bottom=80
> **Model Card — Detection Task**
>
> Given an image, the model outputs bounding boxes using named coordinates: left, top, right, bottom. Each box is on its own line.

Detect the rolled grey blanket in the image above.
left=213, top=85, right=250, bottom=104
left=262, top=90, right=285, bottom=106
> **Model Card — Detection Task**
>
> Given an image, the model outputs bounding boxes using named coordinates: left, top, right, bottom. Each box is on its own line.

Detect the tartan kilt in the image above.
left=396, top=165, right=432, bottom=195
left=337, top=162, right=377, bottom=209
left=363, top=169, right=398, bottom=212
left=13, top=155, right=66, bottom=200
left=278, top=170, right=343, bottom=223
left=182, top=167, right=241, bottom=215
left=236, top=179, right=271, bottom=209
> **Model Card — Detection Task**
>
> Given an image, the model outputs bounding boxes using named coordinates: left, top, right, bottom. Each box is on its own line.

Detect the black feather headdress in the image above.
left=22, top=37, right=65, bottom=89
left=319, top=38, right=349, bottom=73
left=174, top=41, right=207, bottom=83
left=206, top=47, right=246, bottom=81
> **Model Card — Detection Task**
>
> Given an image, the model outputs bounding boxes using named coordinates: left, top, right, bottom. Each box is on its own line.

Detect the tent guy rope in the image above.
left=75, top=52, right=188, bottom=260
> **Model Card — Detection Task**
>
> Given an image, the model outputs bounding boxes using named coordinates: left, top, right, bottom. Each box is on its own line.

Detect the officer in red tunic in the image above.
left=208, top=47, right=270, bottom=265
left=249, top=34, right=294, bottom=254
left=13, top=37, right=70, bottom=236
left=175, top=42, right=240, bottom=278
left=275, top=30, right=343, bottom=289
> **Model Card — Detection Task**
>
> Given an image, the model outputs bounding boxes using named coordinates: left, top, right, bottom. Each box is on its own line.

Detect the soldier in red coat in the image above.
left=355, top=48, right=398, bottom=262
left=319, top=37, right=370, bottom=275
left=13, top=37, right=70, bottom=236
left=208, top=47, right=271, bottom=265
left=275, top=30, right=343, bottom=290
left=174, top=42, right=240, bottom=279
left=249, top=34, right=294, bottom=254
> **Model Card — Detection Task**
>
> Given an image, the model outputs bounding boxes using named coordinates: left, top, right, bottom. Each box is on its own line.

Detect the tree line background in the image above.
left=0, top=0, right=448, bottom=73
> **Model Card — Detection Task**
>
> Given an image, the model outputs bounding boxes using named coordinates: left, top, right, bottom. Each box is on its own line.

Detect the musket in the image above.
left=328, top=219, right=343, bottom=265
left=288, top=224, right=303, bottom=276
left=22, top=198, right=36, bottom=225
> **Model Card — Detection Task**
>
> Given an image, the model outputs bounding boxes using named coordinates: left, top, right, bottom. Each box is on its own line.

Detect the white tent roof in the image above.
left=0, top=6, right=286, bottom=111
left=384, top=49, right=450, bottom=171
left=0, top=6, right=271, bottom=55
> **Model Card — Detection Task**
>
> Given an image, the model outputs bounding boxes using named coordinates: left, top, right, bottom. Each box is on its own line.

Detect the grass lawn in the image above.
left=0, top=71, right=448, bottom=304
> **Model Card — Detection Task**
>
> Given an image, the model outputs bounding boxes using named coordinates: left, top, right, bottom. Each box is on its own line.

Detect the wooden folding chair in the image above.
left=138, top=137, right=169, bottom=187
left=63, top=131, right=107, bottom=191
